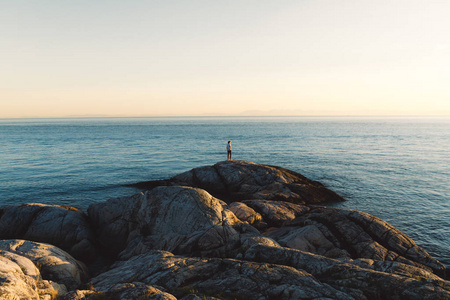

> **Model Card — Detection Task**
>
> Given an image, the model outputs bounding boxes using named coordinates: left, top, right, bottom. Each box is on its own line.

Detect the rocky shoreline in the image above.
left=1, top=160, right=448, bottom=299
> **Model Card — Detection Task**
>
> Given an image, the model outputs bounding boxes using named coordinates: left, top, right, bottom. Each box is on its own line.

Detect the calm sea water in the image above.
left=0, top=117, right=449, bottom=266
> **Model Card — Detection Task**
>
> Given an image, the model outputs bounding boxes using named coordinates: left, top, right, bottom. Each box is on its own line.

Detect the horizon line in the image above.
left=1, top=114, right=450, bottom=120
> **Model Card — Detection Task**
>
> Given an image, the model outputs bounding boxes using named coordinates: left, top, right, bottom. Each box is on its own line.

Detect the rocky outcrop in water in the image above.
left=1, top=161, right=448, bottom=299
left=131, top=160, right=345, bottom=204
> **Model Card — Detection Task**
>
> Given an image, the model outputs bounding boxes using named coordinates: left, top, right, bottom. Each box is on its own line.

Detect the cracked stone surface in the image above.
left=0, top=203, right=97, bottom=262
left=276, top=206, right=446, bottom=274
left=1, top=161, right=449, bottom=299
left=90, top=250, right=354, bottom=300
left=88, top=186, right=259, bottom=259
left=131, top=160, right=345, bottom=204
left=244, top=244, right=450, bottom=300
left=0, top=239, right=88, bottom=291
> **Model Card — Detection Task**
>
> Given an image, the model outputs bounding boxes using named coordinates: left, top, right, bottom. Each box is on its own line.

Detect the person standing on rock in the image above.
left=227, top=141, right=232, bottom=160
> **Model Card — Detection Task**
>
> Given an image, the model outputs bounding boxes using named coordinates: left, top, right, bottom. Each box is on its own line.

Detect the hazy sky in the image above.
left=1, top=0, right=449, bottom=118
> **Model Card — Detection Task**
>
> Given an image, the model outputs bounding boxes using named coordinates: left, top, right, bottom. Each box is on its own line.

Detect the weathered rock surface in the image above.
left=339, top=208, right=446, bottom=274
left=88, top=186, right=258, bottom=259
left=268, top=206, right=447, bottom=274
left=90, top=250, right=354, bottom=299
left=243, top=199, right=310, bottom=226
left=0, top=203, right=97, bottom=262
left=0, top=250, right=66, bottom=299
left=131, top=160, right=345, bottom=204
left=0, top=240, right=88, bottom=291
left=228, top=202, right=264, bottom=226
left=62, top=283, right=176, bottom=300
left=245, top=244, right=450, bottom=299
left=0, top=239, right=91, bottom=299
left=2, top=161, right=449, bottom=300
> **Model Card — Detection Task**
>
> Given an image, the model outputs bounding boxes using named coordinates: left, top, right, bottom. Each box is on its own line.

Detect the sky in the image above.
left=1, top=0, right=449, bottom=118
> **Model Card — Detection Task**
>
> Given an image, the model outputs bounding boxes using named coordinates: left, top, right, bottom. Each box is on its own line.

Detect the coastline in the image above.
left=1, top=161, right=448, bottom=299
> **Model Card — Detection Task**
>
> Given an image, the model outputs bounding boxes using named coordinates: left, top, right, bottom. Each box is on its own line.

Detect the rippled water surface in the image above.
left=0, top=117, right=449, bottom=266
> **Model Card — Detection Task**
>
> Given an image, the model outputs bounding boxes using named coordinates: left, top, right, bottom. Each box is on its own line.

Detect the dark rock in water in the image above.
left=0, top=203, right=97, bottom=262
left=130, top=160, right=345, bottom=204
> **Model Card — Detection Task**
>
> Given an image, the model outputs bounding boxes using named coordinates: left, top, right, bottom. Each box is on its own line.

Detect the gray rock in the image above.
left=0, top=252, right=43, bottom=299
left=244, top=244, right=450, bottom=300
left=281, top=206, right=446, bottom=274
left=0, top=203, right=96, bottom=262
left=131, top=160, right=345, bottom=204
left=88, top=186, right=258, bottom=259
left=265, top=225, right=349, bottom=258
left=339, top=208, right=446, bottom=275
left=0, top=241, right=75, bottom=299
left=87, top=193, right=143, bottom=256
left=243, top=199, right=310, bottom=226
left=0, top=239, right=88, bottom=291
left=3, top=161, right=447, bottom=300
left=90, top=250, right=353, bottom=299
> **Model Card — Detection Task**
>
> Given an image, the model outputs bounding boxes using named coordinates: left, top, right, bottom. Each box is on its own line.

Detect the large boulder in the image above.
left=244, top=244, right=450, bottom=300
left=131, top=160, right=345, bottom=204
left=264, top=206, right=446, bottom=275
left=88, top=186, right=258, bottom=258
left=90, top=250, right=353, bottom=299
left=0, top=203, right=97, bottom=262
left=0, top=240, right=88, bottom=291
left=0, top=250, right=66, bottom=300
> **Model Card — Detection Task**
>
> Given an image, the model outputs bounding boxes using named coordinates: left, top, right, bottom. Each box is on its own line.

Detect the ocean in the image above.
left=0, top=116, right=449, bottom=266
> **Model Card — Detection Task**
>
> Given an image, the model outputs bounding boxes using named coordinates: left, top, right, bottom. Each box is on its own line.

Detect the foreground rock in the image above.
left=266, top=206, right=446, bottom=274
left=244, top=244, right=450, bottom=300
left=225, top=199, right=446, bottom=275
left=0, top=252, right=63, bottom=299
left=0, top=203, right=97, bottom=262
left=88, top=186, right=258, bottom=258
left=131, top=160, right=345, bottom=204
left=1, top=161, right=449, bottom=299
left=0, top=240, right=88, bottom=291
left=0, top=239, right=89, bottom=299
left=90, top=250, right=353, bottom=299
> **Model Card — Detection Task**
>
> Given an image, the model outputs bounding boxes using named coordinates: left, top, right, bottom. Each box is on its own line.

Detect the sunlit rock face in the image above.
left=0, top=239, right=89, bottom=298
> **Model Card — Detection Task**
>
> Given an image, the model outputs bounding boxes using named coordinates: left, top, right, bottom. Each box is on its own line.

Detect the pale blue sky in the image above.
left=1, top=0, right=449, bottom=117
